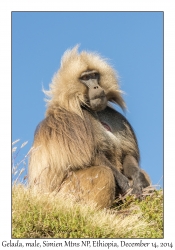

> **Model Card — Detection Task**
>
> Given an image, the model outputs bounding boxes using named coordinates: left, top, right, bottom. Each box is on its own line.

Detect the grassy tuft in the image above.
left=12, top=184, right=163, bottom=238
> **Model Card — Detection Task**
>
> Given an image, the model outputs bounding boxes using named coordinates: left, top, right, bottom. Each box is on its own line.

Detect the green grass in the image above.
left=12, top=185, right=163, bottom=238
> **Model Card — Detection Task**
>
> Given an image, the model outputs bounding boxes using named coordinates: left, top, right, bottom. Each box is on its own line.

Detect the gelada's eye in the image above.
left=81, top=75, right=89, bottom=80
left=91, top=73, right=96, bottom=78
left=91, top=73, right=99, bottom=79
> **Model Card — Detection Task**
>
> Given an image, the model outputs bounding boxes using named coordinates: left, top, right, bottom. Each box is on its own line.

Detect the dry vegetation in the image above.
left=12, top=184, right=163, bottom=238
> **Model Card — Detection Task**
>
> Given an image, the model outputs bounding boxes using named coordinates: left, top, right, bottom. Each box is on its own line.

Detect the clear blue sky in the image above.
left=12, top=12, right=163, bottom=188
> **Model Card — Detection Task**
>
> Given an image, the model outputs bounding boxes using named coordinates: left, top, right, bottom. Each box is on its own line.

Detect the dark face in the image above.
left=79, top=70, right=107, bottom=111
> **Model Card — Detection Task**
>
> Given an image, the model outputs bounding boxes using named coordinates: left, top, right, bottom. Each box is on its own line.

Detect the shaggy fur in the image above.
left=44, top=45, right=125, bottom=118
left=29, top=46, right=150, bottom=208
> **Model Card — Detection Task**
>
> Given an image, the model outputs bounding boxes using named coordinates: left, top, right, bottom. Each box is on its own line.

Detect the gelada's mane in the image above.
left=43, top=45, right=126, bottom=118
left=29, top=46, right=126, bottom=193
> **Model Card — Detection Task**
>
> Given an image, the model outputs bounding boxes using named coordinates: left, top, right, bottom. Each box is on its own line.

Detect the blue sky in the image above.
left=12, top=11, right=163, bottom=188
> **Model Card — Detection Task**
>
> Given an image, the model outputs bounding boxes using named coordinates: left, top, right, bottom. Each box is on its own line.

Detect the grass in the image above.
left=12, top=185, right=163, bottom=238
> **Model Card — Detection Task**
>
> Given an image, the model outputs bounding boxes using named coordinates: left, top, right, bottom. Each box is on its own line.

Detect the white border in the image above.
left=1, top=0, right=175, bottom=247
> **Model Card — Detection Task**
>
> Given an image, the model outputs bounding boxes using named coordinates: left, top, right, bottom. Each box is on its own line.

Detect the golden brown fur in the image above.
left=29, top=107, right=117, bottom=194
left=29, top=46, right=150, bottom=208
left=43, top=45, right=125, bottom=118
left=58, top=166, right=116, bottom=209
